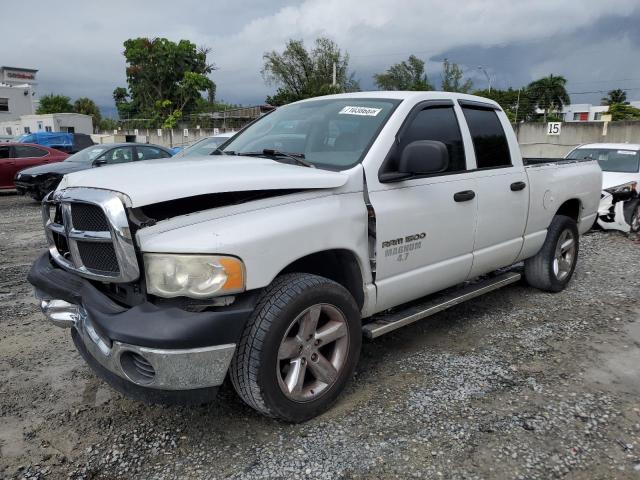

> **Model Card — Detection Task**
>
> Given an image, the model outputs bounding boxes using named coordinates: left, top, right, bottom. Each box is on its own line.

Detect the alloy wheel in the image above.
left=553, top=229, right=576, bottom=281
left=276, top=304, right=349, bottom=402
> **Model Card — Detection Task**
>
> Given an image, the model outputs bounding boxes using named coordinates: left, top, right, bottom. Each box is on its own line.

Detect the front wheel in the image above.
left=630, top=204, right=640, bottom=233
left=229, top=273, right=361, bottom=422
left=524, top=215, right=579, bottom=292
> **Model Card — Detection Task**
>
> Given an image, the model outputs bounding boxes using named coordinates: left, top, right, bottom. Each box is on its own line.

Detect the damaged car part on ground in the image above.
left=567, top=144, right=640, bottom=233
left=28, top=91, right=602, bottom=422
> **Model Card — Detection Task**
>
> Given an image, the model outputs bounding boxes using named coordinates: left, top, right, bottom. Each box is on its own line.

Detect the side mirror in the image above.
left=398, top=140, right=449, bottom=175
left=93, top=159, right=107, bottom=167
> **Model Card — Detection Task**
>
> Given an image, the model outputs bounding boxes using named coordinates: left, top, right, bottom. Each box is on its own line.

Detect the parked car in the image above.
left=15, top=142, right=173, bottom=201
left=28, top=92, right=601, bottom=422
left=17, top=132, right=95, bottom=154
left=566, top=143, right=639, bottom=233
left=173, top=132, right=236, bottom=158
left=0, top=143, right=68, bottom=191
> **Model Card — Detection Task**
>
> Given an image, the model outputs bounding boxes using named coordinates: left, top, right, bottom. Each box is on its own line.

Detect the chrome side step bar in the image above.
left=363, top=271, right=522, bottom=339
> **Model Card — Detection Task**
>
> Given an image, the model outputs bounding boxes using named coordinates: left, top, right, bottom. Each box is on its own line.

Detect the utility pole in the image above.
left=332, top=62, right=337, bottom=87
left=514, top=88, right=521, bottom=124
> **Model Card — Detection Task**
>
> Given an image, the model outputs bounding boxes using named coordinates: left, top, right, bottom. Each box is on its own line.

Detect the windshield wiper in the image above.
left=239, top=149, right=315, bottom=168
left=211, top=149, right=234, bottom=156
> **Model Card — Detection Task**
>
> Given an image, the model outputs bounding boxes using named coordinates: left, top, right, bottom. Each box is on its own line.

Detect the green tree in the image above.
left=608, top=103, right=640, bottom=121
left=37, top=94, right=74, bottom=114
left=601, top=89, right=627, bottom=105
left=473, top=88, right=535, bottom=122
left=73, top=97, right=102, bottom=130
left=441, top=59, right=473, bottom=93
left=262, top=37, right=360, bottom=106
left=527, top=74, right=570, bottom=122
left=98, top=117, right=119, bottom=131
left=113, top=37, right=216, bottom=125
left=373, top=55, right=433, bottom=91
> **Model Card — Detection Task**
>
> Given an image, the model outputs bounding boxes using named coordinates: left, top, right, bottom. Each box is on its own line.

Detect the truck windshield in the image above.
left=567, top=148, right=640, bottom=173
left=221, top=98, right=400, bottom=169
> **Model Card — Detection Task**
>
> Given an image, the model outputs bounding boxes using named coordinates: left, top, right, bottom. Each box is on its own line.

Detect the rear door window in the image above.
left=0, top=146, right=9, bottom=159
left=14, top=145, right=48, bottom=158
left=462, top=107, right=511, bottom=169
left=136, top=146, right=171, bottom=160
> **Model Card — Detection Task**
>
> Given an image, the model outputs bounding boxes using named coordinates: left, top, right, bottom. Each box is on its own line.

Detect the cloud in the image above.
left=1, top=0, right=638, bottom=112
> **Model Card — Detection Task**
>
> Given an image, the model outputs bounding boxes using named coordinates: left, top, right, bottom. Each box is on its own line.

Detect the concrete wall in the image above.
left=513, top=121, right=640, bottom=158
left=99, top=121, right=640, bottom=158
left=103, top=128, right=236, bottom=148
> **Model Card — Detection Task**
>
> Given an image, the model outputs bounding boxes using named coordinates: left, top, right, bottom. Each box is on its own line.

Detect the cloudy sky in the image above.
left=2, top=0, right=640, bottom=117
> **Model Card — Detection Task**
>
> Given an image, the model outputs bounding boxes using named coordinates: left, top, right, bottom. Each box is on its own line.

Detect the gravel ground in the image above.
left=1, top=191, right=639, bottom=480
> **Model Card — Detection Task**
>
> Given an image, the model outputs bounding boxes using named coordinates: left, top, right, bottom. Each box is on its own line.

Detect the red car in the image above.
left=0, top=143, right=68, bottom=190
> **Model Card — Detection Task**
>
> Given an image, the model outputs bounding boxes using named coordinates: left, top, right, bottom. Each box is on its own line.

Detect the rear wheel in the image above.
left=229, top=273, right=361, bottom=422
left=525, top=215, right=579, bottom=292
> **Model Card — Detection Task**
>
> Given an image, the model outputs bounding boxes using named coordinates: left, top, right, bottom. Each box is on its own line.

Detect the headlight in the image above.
left=144, top=254, right=245, bottom=299
left=604, top=181, right=637, bottom=195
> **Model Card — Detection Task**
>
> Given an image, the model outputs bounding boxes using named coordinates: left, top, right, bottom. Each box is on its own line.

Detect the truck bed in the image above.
left=523, top=157, right=593, bottom=167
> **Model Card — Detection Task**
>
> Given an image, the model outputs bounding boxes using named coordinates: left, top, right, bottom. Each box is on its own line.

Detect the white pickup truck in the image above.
left=29, top=92, right=602, bottom=422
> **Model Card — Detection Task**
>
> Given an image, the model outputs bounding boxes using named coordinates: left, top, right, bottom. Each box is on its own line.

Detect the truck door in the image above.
left=458, top=103, right=528, bottom=278
left=367, top=101, right=478, bottom=311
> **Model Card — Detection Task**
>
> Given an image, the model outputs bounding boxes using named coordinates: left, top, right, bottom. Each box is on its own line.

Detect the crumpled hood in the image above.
left=58, top=156, right=349, bottom=207
left=602, top=171, right=640, bottom=190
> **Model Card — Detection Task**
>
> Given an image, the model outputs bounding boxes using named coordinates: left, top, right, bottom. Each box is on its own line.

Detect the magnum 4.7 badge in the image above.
left=382, top=233, right=426, bottom=261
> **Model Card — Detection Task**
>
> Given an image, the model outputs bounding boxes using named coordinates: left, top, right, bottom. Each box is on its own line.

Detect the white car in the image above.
left=29, top=92, right=601, bottom=422
left=566, top=143, right=640, bottom=233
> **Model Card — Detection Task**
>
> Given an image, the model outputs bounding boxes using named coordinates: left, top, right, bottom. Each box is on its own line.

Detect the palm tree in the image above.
left=601, top=89, right=627, bottom=105
left=527, top=74, right=570, bottom=122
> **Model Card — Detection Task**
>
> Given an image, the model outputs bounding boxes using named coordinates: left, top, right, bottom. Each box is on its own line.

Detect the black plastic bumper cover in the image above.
left=28, top=252, right=254, bottom=349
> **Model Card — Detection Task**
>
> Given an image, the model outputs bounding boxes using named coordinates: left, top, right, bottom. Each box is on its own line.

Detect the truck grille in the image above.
left=77, top=242, right=120, bottom=273
left=42, top=188, right=140, bottom=283
left=71, top=203, right=110, bottom=231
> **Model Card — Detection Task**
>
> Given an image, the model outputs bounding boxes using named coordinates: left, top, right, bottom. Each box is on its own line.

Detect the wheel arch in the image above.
left=277, top=249, right=365, bottom=310
left=555, top=198, right=581, bottom=222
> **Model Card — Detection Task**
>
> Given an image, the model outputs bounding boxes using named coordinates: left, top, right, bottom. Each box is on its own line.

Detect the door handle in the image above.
left=510, top=181, right=526, bottom=191
left=454, top=190, right=475, bottom=202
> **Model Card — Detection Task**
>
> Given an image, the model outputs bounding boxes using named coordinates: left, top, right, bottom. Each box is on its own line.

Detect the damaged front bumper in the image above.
left=38, top=297, right=236, bottom=390
left=596, top=192, right=640, bottom=233
left=28, top=252, right=254, bottom=393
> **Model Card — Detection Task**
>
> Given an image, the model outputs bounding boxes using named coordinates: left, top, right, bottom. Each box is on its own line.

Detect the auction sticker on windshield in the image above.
left=339, top=106, right=382, bottom=116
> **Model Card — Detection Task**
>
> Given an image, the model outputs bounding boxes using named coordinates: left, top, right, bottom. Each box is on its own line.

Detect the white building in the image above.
left=0, top=66, right=38, bottom=122
left=0, top=66, right=95, bottom=136
left=561, top=100, right=640, bottom=122
left=0, top=113, right=93, bottom=137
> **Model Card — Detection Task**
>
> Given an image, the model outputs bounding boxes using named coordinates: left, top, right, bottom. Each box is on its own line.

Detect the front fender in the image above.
left=136, top=192, right=371, bottom=291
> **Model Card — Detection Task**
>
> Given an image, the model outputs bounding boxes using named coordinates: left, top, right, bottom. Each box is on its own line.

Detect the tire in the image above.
left=30, top=191, right=44, bottom=202
left=630, top=204, right=640, bottom=234
left=229, top=273, right=361, bottom=422
left=524, top=215, right=579, bottom=292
